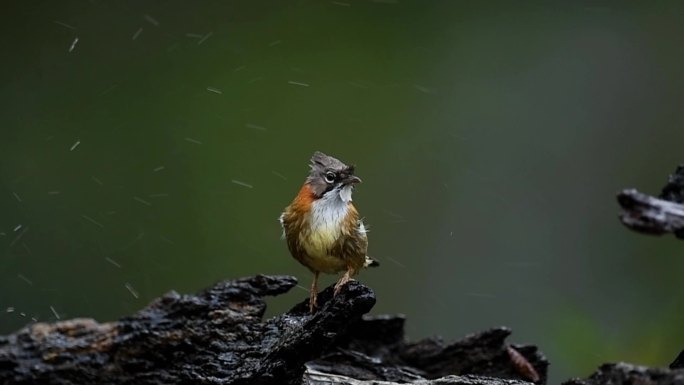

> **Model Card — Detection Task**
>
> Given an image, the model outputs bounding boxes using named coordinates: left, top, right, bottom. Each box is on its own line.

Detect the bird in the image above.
left=280, top=151, right=378, bottom=313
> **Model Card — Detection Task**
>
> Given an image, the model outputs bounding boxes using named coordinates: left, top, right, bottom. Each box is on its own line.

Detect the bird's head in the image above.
left=306, top=151, right=361, bottom=203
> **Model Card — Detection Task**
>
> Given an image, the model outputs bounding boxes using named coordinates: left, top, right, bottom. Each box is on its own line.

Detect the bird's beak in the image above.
left=345, top=175, right=362, bottom=184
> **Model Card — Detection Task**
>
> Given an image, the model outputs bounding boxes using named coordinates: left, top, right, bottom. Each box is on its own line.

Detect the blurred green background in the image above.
left=1, top=1, right=683, bottom=382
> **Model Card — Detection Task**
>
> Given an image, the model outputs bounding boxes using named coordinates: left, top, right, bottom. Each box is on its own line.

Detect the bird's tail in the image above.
left=364, top=255, right=380, bottom=268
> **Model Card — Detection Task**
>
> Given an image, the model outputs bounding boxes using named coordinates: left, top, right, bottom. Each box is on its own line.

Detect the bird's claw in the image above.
left=333, top=277, right=355, bottom=296
left=309, top=293, right=318, bottom=313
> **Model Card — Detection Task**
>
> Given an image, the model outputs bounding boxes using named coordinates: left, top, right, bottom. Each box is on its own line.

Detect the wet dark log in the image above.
left=660, top=165, right=684, bottom=204
left=303, top=372, right=535, bottom=385
left=671, top=350, right=684, bottom=370
left=306, top=317, right=546, bottom=384
left=0, top=275, right=546, bottom=385
left=0, top=275, right=374, bottom=385
left=617, top=165, right=684, bottom=239
left=562, top=362, right=684, bottom=385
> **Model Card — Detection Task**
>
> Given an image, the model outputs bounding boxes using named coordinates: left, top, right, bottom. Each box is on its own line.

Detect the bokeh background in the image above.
left=1, top=1, right=683, bottom=382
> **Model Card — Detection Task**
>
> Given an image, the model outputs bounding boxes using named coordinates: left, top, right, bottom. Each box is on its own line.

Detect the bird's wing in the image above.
left=331, top=219, right=368, bottom=272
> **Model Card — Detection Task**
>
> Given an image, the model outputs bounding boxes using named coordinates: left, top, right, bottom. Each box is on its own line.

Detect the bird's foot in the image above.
left=309, top=291, right=318, bottom=313
left=309, top=272, right=320, bottom=313
left=333, top=274, right=355, bottom=296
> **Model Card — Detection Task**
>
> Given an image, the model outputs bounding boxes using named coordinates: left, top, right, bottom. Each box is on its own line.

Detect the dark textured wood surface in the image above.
left=563, top=363, right=684, bottom=385
left=618, top=165, right=684, bottom=239
left=0, top=275, right=546, bottom=385
left=0, top=275, right=681, bottom=385
left=0, top=275, right=374, bottom=385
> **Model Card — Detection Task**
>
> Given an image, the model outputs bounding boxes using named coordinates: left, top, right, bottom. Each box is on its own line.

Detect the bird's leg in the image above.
left=309, top=271, right=320, bottom=313
left=334, top=267, right=355, bottom=296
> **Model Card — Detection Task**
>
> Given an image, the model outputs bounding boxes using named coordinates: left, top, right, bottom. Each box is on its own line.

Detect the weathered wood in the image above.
left=660, top=165, right=684, bottom=204
left=0, top=275, right=546, bottom=385
left=617, top=165, right=684, bottom=239
left=303, top=371, right=535, bottom=385
left=562, top=362, right=684, bottom=385
left=306, top=316, right=546, bottom=383
left=672, top=350, right=684, bottom=370
left=0, top=275, right=375, bottom=385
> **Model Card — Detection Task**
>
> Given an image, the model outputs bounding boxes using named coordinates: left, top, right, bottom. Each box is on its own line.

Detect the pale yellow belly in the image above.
left=300, top=227, right=346, bottom=274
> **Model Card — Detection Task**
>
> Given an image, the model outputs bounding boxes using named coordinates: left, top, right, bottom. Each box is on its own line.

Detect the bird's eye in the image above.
left=324, top=172, right=336, bottom=183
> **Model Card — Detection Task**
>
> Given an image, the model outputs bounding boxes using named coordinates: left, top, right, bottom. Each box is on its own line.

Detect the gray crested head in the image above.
left=306, top=151, right=361, bottom=199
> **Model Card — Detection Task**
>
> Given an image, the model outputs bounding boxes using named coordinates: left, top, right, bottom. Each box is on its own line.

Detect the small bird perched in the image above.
left=280, top=151, right=377, bottom=313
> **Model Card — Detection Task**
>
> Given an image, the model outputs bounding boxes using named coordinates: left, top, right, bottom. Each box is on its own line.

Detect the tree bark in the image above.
left=0, top=275, right=546, bottom=385
left=562, top=362, right=684, bottom=385
left=0, top=276, right=682, bottom=385
left=618, top=165, right=684, bottom=239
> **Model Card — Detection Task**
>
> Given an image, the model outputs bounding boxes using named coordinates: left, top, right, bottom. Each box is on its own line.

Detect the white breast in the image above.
left=301, top=185, right=352, bottom=260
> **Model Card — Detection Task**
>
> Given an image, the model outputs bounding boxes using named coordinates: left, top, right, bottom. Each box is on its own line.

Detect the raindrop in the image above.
left=245, top=123, right=267, bottom=131
left=231, top=180, right=253, bottom=189
left=124, top=283, right=140, bottom=299
left=133, top=196, right=152, bottom=206
left=50, top=305, right=60, bottom=320
left=105, top=257, right=122, bottom=268
left=68, top=37, right=79, bottom=52
left=70, top=140, right=81, bottom=151
left=81, top=214, right=104, bottom=228
left=184, top=137, right=203, bottom=145
left=17, top=274, right=34, bottom=286
left=288, top=80, right=310, bottom=87
left=53, top=20, right=76, bottom=30
left=144, top=14, right=159, bottom=27
left=197, top=32, right=213, bottom=45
